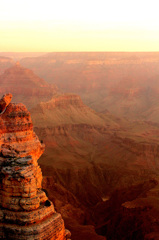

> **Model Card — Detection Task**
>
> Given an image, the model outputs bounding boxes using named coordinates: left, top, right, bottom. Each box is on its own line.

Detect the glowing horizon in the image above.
left=1, top=0, right=159, bottom=52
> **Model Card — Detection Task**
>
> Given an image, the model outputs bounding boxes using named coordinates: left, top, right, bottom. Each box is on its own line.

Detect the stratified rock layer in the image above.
left=0, top=94, right=68, bottom=239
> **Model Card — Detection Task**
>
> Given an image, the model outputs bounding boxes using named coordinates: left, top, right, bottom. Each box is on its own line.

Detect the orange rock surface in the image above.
left=0, top=93, right=12, bottom=114
left=0, top=94, right=69, bottom=239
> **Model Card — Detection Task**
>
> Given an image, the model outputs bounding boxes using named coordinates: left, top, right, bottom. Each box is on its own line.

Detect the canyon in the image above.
left=19, top=52, right=159, bottom=122
left=1, top=53, right=159, bottom=239
left=31, top=93, right=159, bottom=239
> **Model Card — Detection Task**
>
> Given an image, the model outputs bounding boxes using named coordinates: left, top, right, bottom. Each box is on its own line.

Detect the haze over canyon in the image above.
left=1, top=52, right=159, bottom=239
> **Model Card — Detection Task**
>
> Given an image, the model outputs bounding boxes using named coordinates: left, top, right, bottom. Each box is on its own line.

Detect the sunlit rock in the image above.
left=0, top=93, right=70, bottom=239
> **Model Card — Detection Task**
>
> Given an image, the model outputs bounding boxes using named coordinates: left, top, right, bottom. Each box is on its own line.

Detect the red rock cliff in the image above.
left=0, top=94, right=70, bottom=240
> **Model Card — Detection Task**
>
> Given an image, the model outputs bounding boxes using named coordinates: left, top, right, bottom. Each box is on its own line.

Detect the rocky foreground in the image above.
left=0, top=94, right=70, bottom=240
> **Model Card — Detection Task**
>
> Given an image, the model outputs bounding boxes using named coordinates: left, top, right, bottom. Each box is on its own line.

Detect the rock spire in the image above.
left=0, top=94, right=70, bottom=239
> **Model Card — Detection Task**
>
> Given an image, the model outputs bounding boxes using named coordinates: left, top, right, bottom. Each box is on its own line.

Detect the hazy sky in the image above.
left=1, top=0, right=159, bottom=52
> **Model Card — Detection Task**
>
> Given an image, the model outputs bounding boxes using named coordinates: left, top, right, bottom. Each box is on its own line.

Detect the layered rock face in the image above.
left=0, top=94, right=68, bottom=240
left=31, top=94, right=106, bottom=128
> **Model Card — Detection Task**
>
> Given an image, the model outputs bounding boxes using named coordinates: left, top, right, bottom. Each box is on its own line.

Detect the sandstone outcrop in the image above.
left=0, top=93, right=12, bottom=114
left=0, top=94, right=69, bottom=239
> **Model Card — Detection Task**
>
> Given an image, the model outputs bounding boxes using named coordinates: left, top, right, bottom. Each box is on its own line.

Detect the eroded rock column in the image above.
left=0, top=94, right=69, bottom=240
